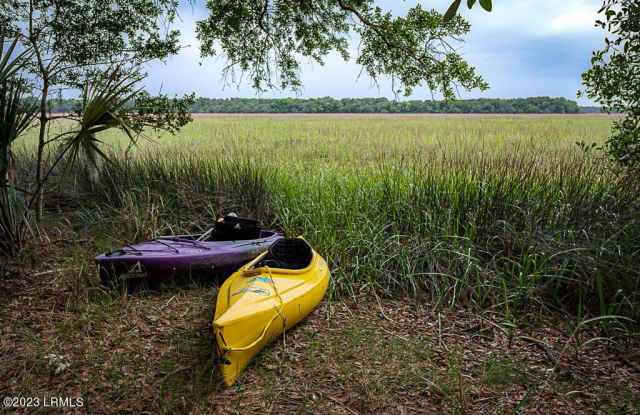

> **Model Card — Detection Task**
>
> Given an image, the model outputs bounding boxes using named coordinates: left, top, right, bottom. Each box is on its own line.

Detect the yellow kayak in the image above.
left=213, top=237, right=330, bottom=386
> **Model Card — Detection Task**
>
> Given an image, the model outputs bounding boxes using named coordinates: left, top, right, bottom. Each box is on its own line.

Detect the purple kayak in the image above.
left=96, top=216, right=282, bottom=284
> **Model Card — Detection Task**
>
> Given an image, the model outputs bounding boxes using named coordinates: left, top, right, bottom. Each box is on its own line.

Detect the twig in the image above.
left=522, top=337, right=557, bottom=365
left=418, top=375, right=446, bottom=396
left=565, top=390, right=597, bottom=398
left=380, top=327, right=409, bottom=342
left=53, top=238, right=89, bottom=244
left=29, top=268, right=69, bottom=277
left=156, top=295, right=176, bottom=312
left=519, top=336, right=571, bottom=378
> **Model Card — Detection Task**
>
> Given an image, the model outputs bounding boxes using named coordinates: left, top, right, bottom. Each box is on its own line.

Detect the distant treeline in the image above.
left=48, top=96, right=600, bottom=114
left=578, top=106, right=603, bottom=114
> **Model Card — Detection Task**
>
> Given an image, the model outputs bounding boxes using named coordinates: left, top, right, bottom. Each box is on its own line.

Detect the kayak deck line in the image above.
left=156, top=237, right=212, bottom=250
left=152, top=239, right=182, bottom=253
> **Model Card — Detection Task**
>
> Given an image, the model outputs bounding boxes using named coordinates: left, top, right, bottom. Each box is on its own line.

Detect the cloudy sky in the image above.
left=143, top=0, right=606, bottom=105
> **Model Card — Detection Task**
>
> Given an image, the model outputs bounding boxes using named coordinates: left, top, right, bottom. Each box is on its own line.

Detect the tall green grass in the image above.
left=14, top=117, right=640, bottom=325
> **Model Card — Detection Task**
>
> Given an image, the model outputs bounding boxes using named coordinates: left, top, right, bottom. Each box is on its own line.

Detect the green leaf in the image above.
left=444, top=0, right=462, bottom=22
left=0, top=37, right=33, bottom=84
left=580, top=337, right=617, bottom=348
left=467, top=0, right=477, bottom=8
left=479, top=0, right=492, bottom=12
left=578, top=315, right=635, bottom=328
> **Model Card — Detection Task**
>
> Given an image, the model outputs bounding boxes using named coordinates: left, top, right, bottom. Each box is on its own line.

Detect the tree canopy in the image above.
left=196, top=0, right=489, bottom=98
left=581, top=0, right=640, bottom=170
left=1, top=0, right=181, bottom=87
left=2, top=1, right=490, bottom=100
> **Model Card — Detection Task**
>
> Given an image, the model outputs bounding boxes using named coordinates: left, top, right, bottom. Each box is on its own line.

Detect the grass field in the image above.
left=3, top=114, right=639, bottom=413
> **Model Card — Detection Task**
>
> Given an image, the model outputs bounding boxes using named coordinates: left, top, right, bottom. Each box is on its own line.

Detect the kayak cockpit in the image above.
left=249, top=238, right=314, bottom=270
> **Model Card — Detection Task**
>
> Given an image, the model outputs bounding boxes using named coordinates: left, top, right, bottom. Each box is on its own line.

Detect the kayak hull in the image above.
left=95, top=230, right=282, bottom=284
left=213, top=238, right=329, bottom=386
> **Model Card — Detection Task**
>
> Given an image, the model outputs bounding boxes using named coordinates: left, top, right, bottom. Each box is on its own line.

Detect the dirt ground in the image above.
left=1, top=263, right=638, bottom=414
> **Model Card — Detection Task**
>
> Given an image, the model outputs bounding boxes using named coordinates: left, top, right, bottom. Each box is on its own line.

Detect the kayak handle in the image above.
left=222, top=310, right=282, bottom=352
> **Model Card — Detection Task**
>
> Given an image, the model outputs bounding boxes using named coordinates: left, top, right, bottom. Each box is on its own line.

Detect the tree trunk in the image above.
left=7, top=147, right=15, bottom=185
left=82, top=133, right=102, bottom=192
left=34, top=81, right=48, bottom=221
left=0, top=144, right=8, bottom=190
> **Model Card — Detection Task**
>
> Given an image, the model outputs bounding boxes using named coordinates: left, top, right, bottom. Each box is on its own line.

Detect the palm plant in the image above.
left=0, top=35, right=36, bottom=187
left=0, top=36, right=38, bottom=256
left=1, top=80, right=38, bottom=186
left=0, top=36, right=32, bottom=84
left=29, top=63, right=191, bottom=208
left=0, top=79, right=38, bottom=256
left=62, top=65, right=143, bottom=176
left=25, top=64, right=146, bottom=198
left=53, top=64, right=191, bottom=187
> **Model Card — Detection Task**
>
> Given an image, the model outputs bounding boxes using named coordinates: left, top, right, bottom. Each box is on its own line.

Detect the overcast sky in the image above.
left=143, top=0, right=606, bottom=105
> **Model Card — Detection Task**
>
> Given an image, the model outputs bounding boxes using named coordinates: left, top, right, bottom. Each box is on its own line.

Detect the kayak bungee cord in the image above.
left=220, top=266, right=286, bottom=353
left=157, top=237, right=212, bottom=250
left=151, top=239, right=180, bottom=253
left=266, top=265, right=286, bottom=328
left=267, top=265, right=288, bottom=354
left=105, top=244, right=144, bottom=256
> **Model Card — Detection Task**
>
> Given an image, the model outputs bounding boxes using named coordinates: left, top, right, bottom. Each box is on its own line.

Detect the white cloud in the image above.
left=461, top=0, right=601, bottom=37
left=546, top=6, right=600, bottom=34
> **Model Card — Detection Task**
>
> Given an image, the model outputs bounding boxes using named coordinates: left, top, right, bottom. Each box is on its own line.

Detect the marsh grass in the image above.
left=14, top=117, right=640, bottom=326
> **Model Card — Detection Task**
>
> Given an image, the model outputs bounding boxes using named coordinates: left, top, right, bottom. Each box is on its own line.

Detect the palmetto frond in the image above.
left=0, top=36, right=38, bottom=187
left=0, top=36, right=33, bottom=84
left=0, top=81, right=38, bottom=146
left=63, top=65, right=144, bottom=170
left=0, top=36, right=36, bottom=256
